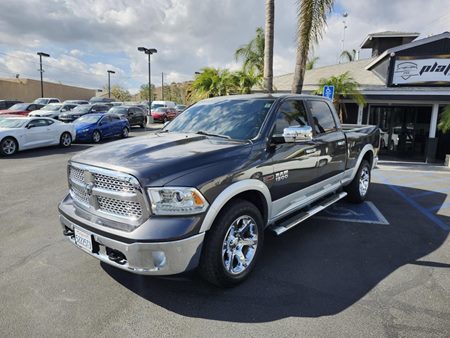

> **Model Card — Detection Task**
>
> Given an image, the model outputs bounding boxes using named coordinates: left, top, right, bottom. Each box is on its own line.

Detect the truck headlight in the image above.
left=147, top=187, right=209, bottom=215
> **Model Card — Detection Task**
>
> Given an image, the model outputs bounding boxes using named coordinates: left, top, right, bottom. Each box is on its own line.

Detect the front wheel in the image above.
left=199, top=199, right=264, bottom=287
left=92, top=130, right=101, bottom=143
left=59, top=132, right=72, bottom=147
left=1, top=137, right=18, bottom=156
left=121, top=127, right=129, bottom=138
left=345, top=159, right=371, bottom=203
left=140, top=118, right=146, bottom=128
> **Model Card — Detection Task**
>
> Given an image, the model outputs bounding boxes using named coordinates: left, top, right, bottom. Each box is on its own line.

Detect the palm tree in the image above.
left=263, top=0, right=274, bottom=92
left=306, top=56, right=320, bottom=70
left=232, top=69, right=261, bottom=94
left=314, top=71, right=366, bottom=122
left=438, top=105, right=450, bottom=133
left=235, top=27, right=265, bottom=76
left=191, top=67, right=237, bottom=100
left=291, top=0, right=335, bottom=94
left=340, top=49, right=357, bottom=63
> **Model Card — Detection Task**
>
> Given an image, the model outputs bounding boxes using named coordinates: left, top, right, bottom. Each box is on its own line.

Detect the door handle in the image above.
left=337, top=140, right=345, bottom=146
left=305, top=148, right=317, bottom=154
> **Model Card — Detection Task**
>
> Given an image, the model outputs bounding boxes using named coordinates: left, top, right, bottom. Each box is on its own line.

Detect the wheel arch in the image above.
left=199, top=179, right=272, bottom=233
left=1, top=135, right=19, bottom=151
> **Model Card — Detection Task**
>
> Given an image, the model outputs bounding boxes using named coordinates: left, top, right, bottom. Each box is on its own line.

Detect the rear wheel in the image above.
left=199, top=199, right=264, bottom=287
left=59, top=132, right=72, bottom=147
left=345, top=160, right=371, bottom=203
left=1, top=137, right=18, bottom=156
left=92, top=130, right=101, bottom=143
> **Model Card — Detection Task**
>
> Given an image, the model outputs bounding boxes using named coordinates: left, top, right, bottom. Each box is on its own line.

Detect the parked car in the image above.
left=63, top=100, right=89, bottom=105
left=73, top=113, right=130, bottom=143
left=0, top=103, right=44, bottom=116
left=0, top=116, right=75, bottom=156
left=89, top=97, right=114, bottom=104
left=151, top=100, right=176, bottom=109
left=175, top=104, right=187, bottom=113
left=151, top=107, right=178, bottom=123
left=29, top=103, right=78, bottom=119
left=108, top=105, right=147, bottom=128
left=0, top=100, right=23, bottom=110
left=58, top=94, right=380, bottom=287
left=59, top=104, right=110, bottom=123
left=381, top=126, right=414, bottom=151
left=33, top=98, right=60, bottom=105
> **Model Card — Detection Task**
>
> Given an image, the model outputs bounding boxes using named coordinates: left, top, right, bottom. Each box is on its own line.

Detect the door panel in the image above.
left=24, top=119, right=50, bottom=147
left=98, top=116, right=112, bottom=137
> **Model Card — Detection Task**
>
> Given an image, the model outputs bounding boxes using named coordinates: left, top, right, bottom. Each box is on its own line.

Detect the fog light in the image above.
left=152, top=251, right=166, bottom=268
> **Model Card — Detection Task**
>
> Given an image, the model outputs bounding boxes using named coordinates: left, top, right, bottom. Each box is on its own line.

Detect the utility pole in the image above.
left=107, top=70, right=115, bottom=98
left=37, top=52, right=50, bottom=98
left=161, top=72, right=164, bottom=100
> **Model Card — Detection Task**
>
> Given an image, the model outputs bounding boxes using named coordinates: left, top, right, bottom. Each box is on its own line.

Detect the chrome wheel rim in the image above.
left=93, top=131, right=100, bottom=142
left=62, top=133, right=71, bottom=146
left=359, top=166, right=370, bottom=196
left=222, top=215, right=258, bottom=275
left=123, top=128, right=129, bottom=137
left=2, top=139, right=16, bottom=155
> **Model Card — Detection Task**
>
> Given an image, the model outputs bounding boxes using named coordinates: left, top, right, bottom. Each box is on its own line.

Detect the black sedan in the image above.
left=58, top=104, right=110, bottom=123
left=108, top=105, right=147, bottom=128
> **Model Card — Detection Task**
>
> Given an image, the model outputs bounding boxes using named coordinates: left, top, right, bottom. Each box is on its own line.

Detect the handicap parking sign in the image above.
left=322, top=85, right=334, bottom=101
left=314, top=201, right=389, bottom=225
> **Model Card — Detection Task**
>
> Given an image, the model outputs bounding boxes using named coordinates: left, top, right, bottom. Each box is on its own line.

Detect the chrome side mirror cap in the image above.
left=283, top=125, right=313, bottom=142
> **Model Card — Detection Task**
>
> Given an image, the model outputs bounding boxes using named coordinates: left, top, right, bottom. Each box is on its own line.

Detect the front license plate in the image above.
left=74, top=228, right=93, bottom=252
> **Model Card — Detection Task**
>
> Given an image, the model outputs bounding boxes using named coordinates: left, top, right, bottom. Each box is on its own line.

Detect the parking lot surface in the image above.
left=0, top=133, right=449, bottom=337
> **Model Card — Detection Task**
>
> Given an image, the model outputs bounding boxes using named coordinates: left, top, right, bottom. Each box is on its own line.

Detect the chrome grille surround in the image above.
left=68, top=162, right=150, bottom=230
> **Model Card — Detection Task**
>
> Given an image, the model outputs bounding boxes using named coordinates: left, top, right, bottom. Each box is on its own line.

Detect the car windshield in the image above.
left=0, top=118, right=27, bottom=128
left=76, top=115, right=101, bottom=123
left=165, top=98, right=275, bottom=140
left=152, top=104, right=165, bottom=109
left=155, top=107, right=168, bottom=112
left=43, top=104, right=62, bottom=111
left=33, top=99, right=47, bottom=105
left=9, top=103, right=28, bottom=111
left=109, top=107, right=127, bottom=114
left=71, top=105, right=91, bottom=113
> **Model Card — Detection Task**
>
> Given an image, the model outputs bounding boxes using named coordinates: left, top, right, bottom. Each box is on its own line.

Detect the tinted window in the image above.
left=110, top=114, right=121, bottom=121
left=28, top=119, right=48, bottom=128
left=308, top=100, right=337, bottom=134
left=274, top=100, right=309, bottom=135
left=92, top=105, right=107, bottom=112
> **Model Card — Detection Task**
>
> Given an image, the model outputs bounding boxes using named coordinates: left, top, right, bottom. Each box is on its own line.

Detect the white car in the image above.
left=29, top=103, right=78, bottom=119
left=0, top=116, right=76, bottom=156
left=33, top=97, right=60, bottom=105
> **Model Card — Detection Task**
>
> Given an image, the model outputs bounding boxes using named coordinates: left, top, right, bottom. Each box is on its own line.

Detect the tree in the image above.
left=107, top=85, right=131, bottom=101
left=235, top=27, right=265, bottom=76
left=232, top=69, right=261, bottom=94
left=291, top=0, right=335, bottom=94
left=139, top=83, right=155, bottom=101
left=263, top=0, right=274, bottom=92
left=314, top=71, right=365, bottom=122
left=340, top=49, right=357, bottom=63
left=306, top=56, right=320, bottom=70
left=191, top=67, right=237, bottom=100
left=438, top=105, right=450, bottom=133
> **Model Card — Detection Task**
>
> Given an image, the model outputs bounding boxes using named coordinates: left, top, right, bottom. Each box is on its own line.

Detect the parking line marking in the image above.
left=410, top=186, right=450, bottom=199
left=399, top=176, right=450, bottom=188
left=314, top=201, right=389, bottom=225
left=374, top=172, right=450, bottom=231
left=428, top=201, right=450, bottom=212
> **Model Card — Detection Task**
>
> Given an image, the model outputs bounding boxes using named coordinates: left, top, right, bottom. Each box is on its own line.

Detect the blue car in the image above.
left=74, top=113, right=130, bottom=143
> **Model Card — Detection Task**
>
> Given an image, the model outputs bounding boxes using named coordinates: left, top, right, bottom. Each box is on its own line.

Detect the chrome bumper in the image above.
left=60, top=214, right=205, bottom=275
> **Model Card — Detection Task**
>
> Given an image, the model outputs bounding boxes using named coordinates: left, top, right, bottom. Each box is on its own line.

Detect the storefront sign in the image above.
left=392, top=57, right=450, bottom=85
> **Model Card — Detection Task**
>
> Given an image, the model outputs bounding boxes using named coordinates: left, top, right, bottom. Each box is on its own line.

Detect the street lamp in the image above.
left=107, top=70, right=115, bottom=98
left=37, top=52, right=50, bottom=98
left=137, top=47, right=157, bottom=110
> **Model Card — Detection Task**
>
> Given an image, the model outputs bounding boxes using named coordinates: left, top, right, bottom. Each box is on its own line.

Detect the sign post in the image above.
left=322, top=85, right=335, bottom=101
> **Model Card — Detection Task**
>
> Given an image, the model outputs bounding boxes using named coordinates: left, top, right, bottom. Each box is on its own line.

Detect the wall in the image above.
left=0, top=77, right=96, bottom=102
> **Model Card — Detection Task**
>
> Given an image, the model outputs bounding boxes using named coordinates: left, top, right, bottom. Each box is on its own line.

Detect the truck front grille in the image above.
left=68, top=163, right=149, bottom=229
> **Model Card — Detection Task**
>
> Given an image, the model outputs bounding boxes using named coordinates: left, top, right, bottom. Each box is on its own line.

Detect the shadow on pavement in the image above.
left=102, top=182, right=449, bottom=322
left=0, top=144, right=93, bottom=159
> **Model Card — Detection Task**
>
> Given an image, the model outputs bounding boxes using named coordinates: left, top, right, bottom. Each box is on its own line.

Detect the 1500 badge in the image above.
left=275, top=170, right=289, bottom=182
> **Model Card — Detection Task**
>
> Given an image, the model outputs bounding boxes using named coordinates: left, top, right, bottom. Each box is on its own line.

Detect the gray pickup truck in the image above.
left=59, top=94, right=380, bottom=287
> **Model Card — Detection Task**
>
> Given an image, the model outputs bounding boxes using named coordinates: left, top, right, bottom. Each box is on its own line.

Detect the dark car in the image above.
left=151, top=107, right=178, bottom=123
left=59, top=104, right=110, bottom=123
left=108, top=105, right=147, bottom=128
left=0, top=103, right=44, bottom=116
left=0, top=100, right=23, bottom=110
left=73, top=113, right=130, bottom=143
left=89, top=97, right=115, bottom=104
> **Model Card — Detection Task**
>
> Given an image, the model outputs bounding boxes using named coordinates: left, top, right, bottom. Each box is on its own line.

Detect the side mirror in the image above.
left=26, top=124, right=34, bottom=129
left=272, top=125, right=313, bottom=144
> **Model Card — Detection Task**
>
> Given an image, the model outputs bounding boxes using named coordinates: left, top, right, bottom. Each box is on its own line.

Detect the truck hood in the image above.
left=70, top=132, right=252, bottom=186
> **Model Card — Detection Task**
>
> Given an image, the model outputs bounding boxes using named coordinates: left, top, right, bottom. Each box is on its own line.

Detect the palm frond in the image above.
left=438, top=105, right=450, bottom=134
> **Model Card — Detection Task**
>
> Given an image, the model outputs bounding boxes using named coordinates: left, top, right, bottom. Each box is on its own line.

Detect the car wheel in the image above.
left=163, top=117, right=168, bottom=123
left=199, top=199, right=264, bottom=287
left=121, top=127, right=129, bottom=138
left=92, top=130, right=101, bottom=143
left=1, top=137, right=18, bottom=156
left=140, top=118, right=146, bottom=128
left=345, top=160, right=371, bottom=203
left=59, top=132, right=72, bottom=147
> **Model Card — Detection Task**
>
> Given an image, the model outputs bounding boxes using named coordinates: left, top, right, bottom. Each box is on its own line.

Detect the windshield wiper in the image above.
left=195, top=130, right=231, bottom=140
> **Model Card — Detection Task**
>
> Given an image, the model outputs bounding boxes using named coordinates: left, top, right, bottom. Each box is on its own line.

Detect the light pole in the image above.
left=107, top=70, right=115, bottom=98
left=341, top=12, right=349, bottom=62
left=137, top=47, right=157, bottom=110
left=37, top=52, right=50, bottom=98
left=161, top=72, right=164, bottom=100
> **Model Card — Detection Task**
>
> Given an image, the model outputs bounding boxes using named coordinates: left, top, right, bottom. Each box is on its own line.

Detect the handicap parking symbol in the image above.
left=314, top=201, right=389, bottom=225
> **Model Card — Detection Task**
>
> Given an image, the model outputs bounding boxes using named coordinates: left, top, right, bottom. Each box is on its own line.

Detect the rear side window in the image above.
left=308, top=100, right=337, bottom=134
left=274, top=100, right=309, bottom=135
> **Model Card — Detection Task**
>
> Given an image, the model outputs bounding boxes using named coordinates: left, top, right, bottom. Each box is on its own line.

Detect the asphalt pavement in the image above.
left=0, top=132, right=449, bottom=337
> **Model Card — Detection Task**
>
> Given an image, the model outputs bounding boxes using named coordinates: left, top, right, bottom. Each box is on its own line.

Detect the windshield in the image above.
left=76, top=115, right=101, bottom=123
left=71, top=105, right=91, bottom=113
left=9, top=103, right=28, bottom=111
left=34, top=99, right=47, bottom=105
left=155, top=107, right=168, bottom=112
left=0, top=118, right=27, bottom=128
left=42, top=104, right=62, bottom=111
left=152, top=104, right=165, bottom=109
left=166, top=98, right=275, bottom=140
left=109, top=107, right=127, bottom=114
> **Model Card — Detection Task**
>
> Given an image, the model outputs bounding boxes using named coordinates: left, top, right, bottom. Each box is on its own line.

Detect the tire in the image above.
left=140, top=118, right=146, bottom=128
left=92, top=130, right=101, bottom=143
left=59, top=132, right=72, bottom=147
left=1, top=137, right=18, bottom=156
left=121, top=127, right=129, bottom=138
left=198, top=199, right=264, bottom=287
left=345, top=160, right=371, bottom=203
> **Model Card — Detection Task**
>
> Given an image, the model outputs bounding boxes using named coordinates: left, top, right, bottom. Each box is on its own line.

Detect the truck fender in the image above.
left=199, top=179, right=272, bottom=233
left=342, top=144, right=375, bottom=185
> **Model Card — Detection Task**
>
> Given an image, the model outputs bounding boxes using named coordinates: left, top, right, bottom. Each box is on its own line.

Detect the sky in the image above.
left=0, top=0, right=449, bottom=94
